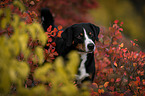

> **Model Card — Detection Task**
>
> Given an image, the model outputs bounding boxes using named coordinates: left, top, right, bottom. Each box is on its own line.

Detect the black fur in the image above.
left=41, top=8, right=100, bottom=83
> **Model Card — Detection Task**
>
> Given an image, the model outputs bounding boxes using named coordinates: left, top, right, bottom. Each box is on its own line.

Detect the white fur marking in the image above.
left=76, top=52, right=89, bottom=84
left=83, top=28, right=95, bottom=52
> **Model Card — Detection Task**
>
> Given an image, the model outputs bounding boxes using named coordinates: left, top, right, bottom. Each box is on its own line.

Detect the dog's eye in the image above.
left=77, top=35, right=82, bottom=39
left=89, top=32, right=94, bottom=37
left=76, top=33, right=83, bottom=39
left=80, top=33, right=83, bottom=36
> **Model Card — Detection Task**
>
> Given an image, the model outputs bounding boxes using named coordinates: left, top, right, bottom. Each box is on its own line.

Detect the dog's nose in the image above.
left=87, top=43, right=94, bottom=51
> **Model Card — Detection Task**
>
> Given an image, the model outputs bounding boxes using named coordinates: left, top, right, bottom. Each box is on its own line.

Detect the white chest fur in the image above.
left=76, top=52, right=89, bottom=84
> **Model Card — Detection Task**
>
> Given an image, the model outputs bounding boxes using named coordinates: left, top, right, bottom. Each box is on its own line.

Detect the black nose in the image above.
left=87, top=43, right=94, bottom=51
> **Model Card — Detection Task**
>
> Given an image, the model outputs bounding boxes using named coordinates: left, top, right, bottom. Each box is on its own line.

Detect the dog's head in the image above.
left=61, top=23, right=100, bottom=53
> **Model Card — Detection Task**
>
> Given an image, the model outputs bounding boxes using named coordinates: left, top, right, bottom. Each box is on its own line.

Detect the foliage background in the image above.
left=0, top=0, right=145, bottom=96
left=90, top=0, right=145, bottom=50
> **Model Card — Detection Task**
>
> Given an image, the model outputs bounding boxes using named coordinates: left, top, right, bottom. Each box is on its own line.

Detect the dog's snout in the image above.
left=87, top=43, right=94, bottom=50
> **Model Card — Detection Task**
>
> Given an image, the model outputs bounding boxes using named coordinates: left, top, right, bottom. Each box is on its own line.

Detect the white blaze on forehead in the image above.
left=83, top=28, right=95, bottom=52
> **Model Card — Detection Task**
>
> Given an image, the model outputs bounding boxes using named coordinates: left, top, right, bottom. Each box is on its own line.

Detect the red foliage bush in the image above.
left=91, top=20, right=145, bottom=95
left=0, top=1, right=145, bottom=95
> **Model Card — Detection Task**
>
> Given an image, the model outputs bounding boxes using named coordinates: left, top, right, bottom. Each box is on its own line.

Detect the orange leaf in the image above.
left=98, top=89, right=104, bottom=94
left=104, top=82, right=109, bottom=88
left=114, top=62, right=117, bottom=67
left=142, top=79, right=145, bottom=85
left=58, top=25, right=63, bottom=30
left=92, top=83, right=98, bottom=88
left=113, top=41, right=118, bottom=45
left=57, top=31, right=63, bottom=37
left=53, top=28, right=58, bottom=33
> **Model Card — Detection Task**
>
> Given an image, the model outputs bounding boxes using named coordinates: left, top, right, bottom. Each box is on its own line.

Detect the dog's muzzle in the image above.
left=87, top=43, right=95, bottom=51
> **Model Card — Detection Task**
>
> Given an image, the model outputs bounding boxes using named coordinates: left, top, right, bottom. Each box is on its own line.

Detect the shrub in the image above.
left=92, top=20, right=145, bottom=95
left=0, top=1, right=89, bottom=96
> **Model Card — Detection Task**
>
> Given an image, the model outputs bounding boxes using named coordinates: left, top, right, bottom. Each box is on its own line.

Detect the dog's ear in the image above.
left=61, top=27, right=73, bottom=46
left=89, top=23, right=100, bottom=41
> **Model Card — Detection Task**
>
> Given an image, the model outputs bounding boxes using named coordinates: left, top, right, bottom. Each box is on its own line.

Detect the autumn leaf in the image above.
left=58, top=25, right=63, bottom=30
left=104, top=82, right=109, bottom=88
left=47, top=25, right=52, bottom=32
left=114, top=20, right=119, bottom=24
left=98, top=89, right=104, bottom=94
left=114, top=62, right=117, bottom=67
left=119, top=43, right=124, bottom=48
left=116, top=78, right=121, bottom=82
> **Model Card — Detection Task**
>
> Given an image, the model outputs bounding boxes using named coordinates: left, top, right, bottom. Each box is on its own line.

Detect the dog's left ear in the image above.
left=89, top=23, right=100, bottom=41
left=61, top=26, right=73, bottom=47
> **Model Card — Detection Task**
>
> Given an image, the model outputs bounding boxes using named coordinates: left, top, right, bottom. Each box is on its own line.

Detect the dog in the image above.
left=41, top=8, right=100, bottom=84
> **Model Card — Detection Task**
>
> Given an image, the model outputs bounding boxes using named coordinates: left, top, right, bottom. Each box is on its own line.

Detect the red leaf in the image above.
left=136, top=76, right=140, bottom=82
left=48, top=38, right=52, bottom=42
left=114, top=20, right=119, bottom=24
left=116, top=78, right=121, bottom=82
left=47, top=25, right=52, bottom=32
left=51, top=31, right=56, bottom=37
left=58, top=25, right=63, bottom=30
left=119, top=28, right=123, bottom=31
left=51, top=42, right=56, bottom=46
left=57, top=31, right=63, bottom=37
left=120, top=21, right=124, bottom=26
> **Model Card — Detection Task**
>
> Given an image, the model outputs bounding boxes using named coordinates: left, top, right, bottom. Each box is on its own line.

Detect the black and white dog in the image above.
left=41, top=8, right=100, bottom=84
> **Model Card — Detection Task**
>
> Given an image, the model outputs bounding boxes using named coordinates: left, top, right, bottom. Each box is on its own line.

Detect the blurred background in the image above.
left=90, top=0, right=145, bottom=51
left=2, top=0, right=144, bottom=50
left=32, top=0, right=145, bottom=51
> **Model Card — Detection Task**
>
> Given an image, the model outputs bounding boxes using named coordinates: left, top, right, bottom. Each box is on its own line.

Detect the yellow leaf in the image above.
left=31, top=85, right=47, bottom=96
left=27, top=25, right=36, bottom=40
left=13, top=1, right=25, bottom=11
left=19, top=34, right=28, bottom=51
left=35, top=47, right=44, bottom=64
left=5, top=8, right=11, bottom=23
left=34, top=63, right=52, bottom=82
left=16, top=62, right=30, bottom=79
left=119, top=43, right=124, bottom=48
left=1, top=18, right=7, bottom=29
left=0, top=9, right=3, bottom=16
left=66, top=51, right=80, bottom=78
